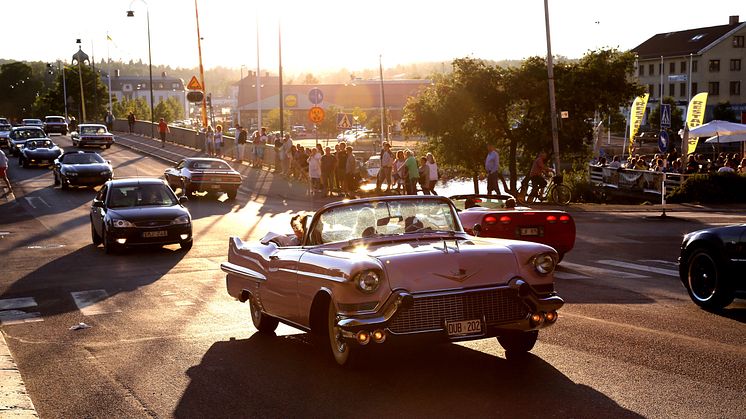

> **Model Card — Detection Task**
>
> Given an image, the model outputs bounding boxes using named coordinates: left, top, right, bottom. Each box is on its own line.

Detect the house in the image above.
left=108, top=70, right=189, bottom=119
left=631, top=15, right=746, bottom=122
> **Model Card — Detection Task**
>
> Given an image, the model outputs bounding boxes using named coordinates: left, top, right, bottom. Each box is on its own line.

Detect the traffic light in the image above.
left=46, top=63, right=54, bottom=75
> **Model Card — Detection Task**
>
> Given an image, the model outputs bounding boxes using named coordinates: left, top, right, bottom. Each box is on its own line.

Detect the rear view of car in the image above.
left=43, top=116, right=69, bottom=135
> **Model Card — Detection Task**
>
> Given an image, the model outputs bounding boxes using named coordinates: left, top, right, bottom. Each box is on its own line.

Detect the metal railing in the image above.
left=588, top=164, right=692, bottom=195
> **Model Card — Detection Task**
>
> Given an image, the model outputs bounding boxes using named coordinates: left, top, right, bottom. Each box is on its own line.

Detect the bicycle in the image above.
left=523, top=173, right=572, bottom=205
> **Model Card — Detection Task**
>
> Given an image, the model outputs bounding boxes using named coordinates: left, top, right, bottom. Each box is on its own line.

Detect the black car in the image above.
left=679, top=224, right=746, bottom=310
left=43, top=116, right=68, bottom=135
left=90, top=178, right=192, bottom=253
left=8, top=126, right=47, bottom=156
left=19, top=138, right=62, bottom=167
left=53, top=151, right=113, bottom=189
left=164, top=157, right=242, bottom=200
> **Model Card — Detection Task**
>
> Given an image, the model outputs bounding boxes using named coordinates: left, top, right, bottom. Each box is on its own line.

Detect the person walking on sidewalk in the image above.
left=214, top=125, right=224, bottom=157
left=105, top=111, right=115, bottom=131
left=404, top=150, right=419, bottom=195
left=320, top=146, right=336, bottom=197
left=426, top=152, right=439, bottom=195
left=375, top=141, right=394, bottom=193
left=0, top=148, right=12, bottom=196
left=204, top=125, right=215, bottom=156
left=485, top=143, right=503, bottom=195
left=158, top=118, right=170, bottom=147
left=127, top=112, right=136, bottom=133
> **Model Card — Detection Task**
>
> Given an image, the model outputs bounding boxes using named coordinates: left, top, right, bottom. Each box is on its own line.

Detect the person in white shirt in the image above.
left=0, top=149, right=11, bottom=195
left=425, top=153, right=439, bottom=195
left=307, top=147, right=322, bottom=193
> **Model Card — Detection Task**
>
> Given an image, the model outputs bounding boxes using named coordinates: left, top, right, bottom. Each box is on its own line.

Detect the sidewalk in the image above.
left=0, top=333, right=38, bottom=418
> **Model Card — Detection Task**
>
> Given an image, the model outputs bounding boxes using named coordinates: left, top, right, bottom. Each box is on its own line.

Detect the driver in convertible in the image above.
left=267, top=214, right=308, bottom=246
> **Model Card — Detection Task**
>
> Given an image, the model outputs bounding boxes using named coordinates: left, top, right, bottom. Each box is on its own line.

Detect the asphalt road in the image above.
left=0, top=134, right=744, bottom=418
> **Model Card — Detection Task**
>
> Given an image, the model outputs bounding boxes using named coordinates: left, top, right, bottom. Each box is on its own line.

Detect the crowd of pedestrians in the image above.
left=595, top=150, right=745, bottom=174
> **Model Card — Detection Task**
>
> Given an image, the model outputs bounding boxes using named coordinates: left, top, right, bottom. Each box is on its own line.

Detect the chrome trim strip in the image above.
left=220, top=262, right=267, bottom=282
left=294, top=268, right=347, bottom=283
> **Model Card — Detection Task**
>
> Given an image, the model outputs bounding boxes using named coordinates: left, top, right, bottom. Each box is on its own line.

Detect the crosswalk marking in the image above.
left=71, top=290, right=122, bottom=316
left=559, top=261, right=648, bottom=279
left=0, top=297, right=38, bottom=310
left=0, top=310, right=43, bottom=325
left=596, top=260, right=679, bottom=277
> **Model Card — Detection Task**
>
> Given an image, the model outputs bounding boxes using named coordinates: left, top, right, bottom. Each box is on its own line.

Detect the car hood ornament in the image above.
left=434, top=268, right=477, bottom=283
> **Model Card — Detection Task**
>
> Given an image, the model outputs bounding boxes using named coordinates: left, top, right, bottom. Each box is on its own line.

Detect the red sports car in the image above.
left=451, top=194, right=575, bottom=261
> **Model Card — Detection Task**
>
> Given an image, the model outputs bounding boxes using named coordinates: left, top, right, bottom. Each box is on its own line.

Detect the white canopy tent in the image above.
left=705, top=133, right=746, bottom=144
left=682, top=120, right=746, bottom=137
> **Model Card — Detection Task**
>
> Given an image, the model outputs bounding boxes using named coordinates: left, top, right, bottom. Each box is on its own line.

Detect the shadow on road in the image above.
left=174, top=333, right=642, bottom=418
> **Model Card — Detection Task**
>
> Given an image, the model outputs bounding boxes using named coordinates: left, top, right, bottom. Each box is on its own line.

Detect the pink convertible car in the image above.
left=222, top=196, right=564, bottom=366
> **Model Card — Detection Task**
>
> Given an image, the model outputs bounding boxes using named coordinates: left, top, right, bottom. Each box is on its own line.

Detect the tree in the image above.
left=112, top=97, right=151, bottom=121
left=647, top=97, right=685, bottom=151
left=265, top=108, right=293, bottom=131
left=712, top=102, right=737, bottom=122
left=0, top=62, right=44, bottom=121
left=32, top=62, right=109, bottom=123
left=153, top=96, right=184, bottom=122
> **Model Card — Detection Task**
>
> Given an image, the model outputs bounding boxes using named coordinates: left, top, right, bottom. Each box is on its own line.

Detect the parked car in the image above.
left=53, top=151, right=113, bottom=189
left=72, top=124, right=114, bottom=149
left=364, top=155, right=381, bottom=179
left=221, top=195, right=563, bottom=366
left=43, top=116, right=68, bottom=135
left=450, top=194, right=576, bottom=262
left=0, top=118, right=11, bottom=147
left=164, top=157, right=242, bottom=200
left=90, top=178, right=192, bottom=253
left=18, top=138, right=62, bottom=168
left=8, top=126, right=47, bottom=156
left=678, top=224, right=746, bottom=310
left=22, top=118, right=43, bottom=127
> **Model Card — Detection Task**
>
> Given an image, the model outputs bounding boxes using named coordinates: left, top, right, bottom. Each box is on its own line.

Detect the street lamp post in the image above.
left=59, top=60, right=69, bottom=122
left=379, top=54, right=387, bottom=144
left=127, top=1, right=155, bottom=139
left=238, top=64, right=246, bottom=126
left=543, top=0, right=561, bottom=171
left=74, top=40, right=87, bottom=122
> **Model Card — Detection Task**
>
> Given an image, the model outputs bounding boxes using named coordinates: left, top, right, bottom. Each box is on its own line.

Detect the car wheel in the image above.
left=53, top=172, right=60, bottom=186
left=105, top=144, right=111, bottom=149
left=179, top=238, right=193, bottom=251
left=250, top=299, right=278, bottom=334
left=226, top=189, right=238, bottom=200
left=60, top=175, right=69, bottom=190
left=326, top=302, right=355, bottom=366
left=102, top=229, right=118, bottom=254
left=62, top=129, right=67, bottom=135
left=20, top=157, right=28, bottom=168
left=686, top=248, right=734, bottom=310
left=497, top=330, right=538, bottom=356
left=91, top=222, right=102, bottom=246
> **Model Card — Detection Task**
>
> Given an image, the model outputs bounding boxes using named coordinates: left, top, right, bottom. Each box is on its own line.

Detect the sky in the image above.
left=3, top=1, right=744, bottom=76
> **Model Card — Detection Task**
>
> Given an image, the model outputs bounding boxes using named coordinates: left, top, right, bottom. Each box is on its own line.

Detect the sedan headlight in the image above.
left=355, top=270, right=380, bottom=294
left=111, top=219, right=135, bottom=228
left=170, top=215, right=191, bottom=225
left=532, top=253, right=557, bottom=275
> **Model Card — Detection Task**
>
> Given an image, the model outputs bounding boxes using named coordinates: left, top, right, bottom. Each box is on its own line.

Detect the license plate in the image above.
left=520, top=227, right=539, bottom=236
left=142, top=230, right=168, bottom=238
left=446, top=319, right=482, bottom=337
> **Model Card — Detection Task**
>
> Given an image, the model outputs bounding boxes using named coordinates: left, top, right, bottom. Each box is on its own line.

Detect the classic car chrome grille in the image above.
left=388, top=288, right=528, bottom=334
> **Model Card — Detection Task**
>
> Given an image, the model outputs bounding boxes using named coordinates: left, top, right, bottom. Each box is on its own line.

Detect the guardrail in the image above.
left=588, top=164, right=692, bottom=195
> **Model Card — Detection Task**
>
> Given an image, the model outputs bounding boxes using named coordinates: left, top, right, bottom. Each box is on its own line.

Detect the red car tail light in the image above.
left=483, top=215, right=498, bottom=225
left=546, top=215, right=557, bottom=224
left=559, top=215, right=571, bottom=223
left=499, top=216, right=511, bottom=224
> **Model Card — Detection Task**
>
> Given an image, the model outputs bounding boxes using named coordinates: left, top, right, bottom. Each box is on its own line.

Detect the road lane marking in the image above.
left=0, top=310, right=43, bottom=325
left=0, top=297, right=38, bottom=310
left=559, top=261, right=648, bottom=279
left=553, top=270, right=591, bottom=280
left=71, top=290, right=122, bottom=316
left=23, top=196, right=50, bottom=209
left=597, top=260, right=679, bottom=277
left=640, top=259, right=678, bottom=267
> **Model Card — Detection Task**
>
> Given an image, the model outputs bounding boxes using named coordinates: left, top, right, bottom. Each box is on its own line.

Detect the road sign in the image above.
left=308, top=88, right=324, bottom=105
left=660, top=104, right=671, bottom=128
left=284, top=94, right=298, bottom=108
left=337, top=113, right=352, bottom=129
left=186, top=76, right=203, bottom=91
left=658, top=131, right=669, bottom=153
left=308, top=106, right=325, bottom=123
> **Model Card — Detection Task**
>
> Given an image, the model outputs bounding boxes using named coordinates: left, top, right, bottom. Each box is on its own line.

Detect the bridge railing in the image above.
left=588, top=164, right=692, bottom=195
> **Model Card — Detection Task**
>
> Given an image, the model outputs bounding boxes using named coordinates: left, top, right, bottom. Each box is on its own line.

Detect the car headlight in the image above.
left=111, top=219, right=134, bottom=228
left=170, top=215, right=190, bottom=225
left=100, top=170, right=111, bottom=176
left=532, top=253, right=556, bottom=275
left=355, top=270, right=381, bottom=294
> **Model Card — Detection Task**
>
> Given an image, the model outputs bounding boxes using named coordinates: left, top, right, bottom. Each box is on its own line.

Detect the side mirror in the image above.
left=472, top=224, right=482, bottom=237
left=179, top=195, right=189, bottom=204
left=92, top=200, right=104, bottom=208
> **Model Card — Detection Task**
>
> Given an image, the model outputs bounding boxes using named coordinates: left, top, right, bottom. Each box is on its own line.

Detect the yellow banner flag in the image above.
left=628, top=93, right=649, bottom=155
left=685, top=92, right=708, bottom=154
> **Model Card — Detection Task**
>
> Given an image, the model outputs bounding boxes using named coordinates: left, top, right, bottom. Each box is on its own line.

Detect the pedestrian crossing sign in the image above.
left=337, top=113, right=352, bottom=129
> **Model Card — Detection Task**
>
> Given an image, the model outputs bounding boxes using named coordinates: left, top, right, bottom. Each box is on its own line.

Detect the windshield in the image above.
left=451, top=195, right=517, bottom=210
left=45, top=117, right=65, bottom=123
left=24, top=140, right=53, bottom=149
left=310, top=198, right=460, bottom=244
left=63, top=153, right=105, bottom=164
left=81, top=126, right=108, bottom=135
left=188, top=160, right=232, bottom=170
left=108, top=184, right=177, bottom=208
left=11, top=129, right=44, bottom=139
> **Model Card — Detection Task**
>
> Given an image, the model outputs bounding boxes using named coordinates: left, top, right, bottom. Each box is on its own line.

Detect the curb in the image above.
left=0, top=332, right=38, bottom=418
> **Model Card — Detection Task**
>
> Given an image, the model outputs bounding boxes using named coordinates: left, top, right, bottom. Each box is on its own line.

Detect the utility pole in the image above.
left=543, top=0, right=560, bottom=171
left=278, top=22, right=284, bottom=139
left=195, top=0, right=207, bottom=128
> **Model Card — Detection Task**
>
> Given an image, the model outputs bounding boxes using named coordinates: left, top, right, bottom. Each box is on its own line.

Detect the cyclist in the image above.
left=528, top=151, right=552, bottom=201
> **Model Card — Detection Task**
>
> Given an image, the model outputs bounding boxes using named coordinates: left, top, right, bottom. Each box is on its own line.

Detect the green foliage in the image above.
left=647, top=97, right=685, bottom=144
left=153, top=97, right=184, bottom=122
left=317, top=105, right=342, bottom=138
left=0, top=62, right=44, bottom=120
left=366, top=108, right=392, bottom=135
left=265, top=108, right=293, bottom=131
left=32, top=63, right=109, bottom=123
left=667, top=173, right=746, bottom=203
left=112, top=97, right=151, bottom=121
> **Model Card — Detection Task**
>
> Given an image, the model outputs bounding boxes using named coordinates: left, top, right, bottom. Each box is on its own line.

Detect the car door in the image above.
left=260, top=246, right=305, bottom=325
left=90, top=184, right=109, bottom=236
left=164, top=160, right=184, bottom=186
